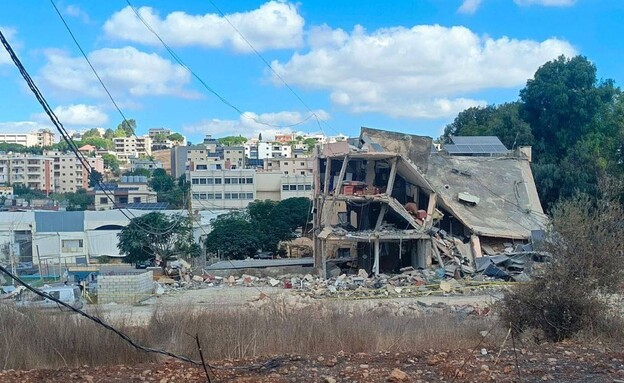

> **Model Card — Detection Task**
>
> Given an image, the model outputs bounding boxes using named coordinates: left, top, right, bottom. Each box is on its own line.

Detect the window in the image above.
left=215, top=193, right=222, bottom=199
left=246, top=193, right=254, bottom=199
left=192, top=193, right=200, bottom=199
left=215, top=178, right=222, bottom=184
left=297, top=184, right=304, bottom=190
left=284, top=162, right=288, bottom=165
left=206, top=178, right=214, bottom=184
left=133, top=197, right=141, bottom=203
left=224, top=193, right=231, bottom=199
left=246, top=178, right=253, bottom=184
left=62, top=239, right=83, bottom=253
left=282, top=185, right=289, bottom=191
left=192, top=178, right=199, bottom=184
left=301, top=171, right=306, bottom=175
left=284, top=171, right=289, bottom=175
left=224, top=178, right=231, bottom=184
left=231, top=193, right=239, bottom=199
left=199, top=178, right=207, bottom=184
left=231, top=178, right=239, bottom=184
left=196, top=165, right=207, bottom=170
left=305, top=184, right=312, bottom=191
left=290, top=185, right=297, bottom=191
left=100, top=197, right=108, bottom=204
left=207, top=193, right=214, bottom=199
left=199, top=194, right=207, bottom=200
left=300, top=162, right=305, bottom=166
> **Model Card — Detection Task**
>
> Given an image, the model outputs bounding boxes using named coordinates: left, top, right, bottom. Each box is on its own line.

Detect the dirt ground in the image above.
left=1, top=343, right=622, bottom=382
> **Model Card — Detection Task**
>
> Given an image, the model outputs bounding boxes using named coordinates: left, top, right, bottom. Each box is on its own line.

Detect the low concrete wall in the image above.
left=98, top=271, right=153, bottom=304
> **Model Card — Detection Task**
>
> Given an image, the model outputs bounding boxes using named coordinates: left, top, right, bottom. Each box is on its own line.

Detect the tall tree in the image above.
left=88, top=170, right=103, bottom=188
left=117, top=212, right=193, bottom=264
left=82, top=128, right=101, bottom=138
left=115, top=119, right=136, bottom=137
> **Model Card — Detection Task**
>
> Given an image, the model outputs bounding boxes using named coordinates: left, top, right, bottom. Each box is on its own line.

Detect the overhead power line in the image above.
left=0, top=27, right=181, bottom=237
left=124, top=0, right=315, bottom=130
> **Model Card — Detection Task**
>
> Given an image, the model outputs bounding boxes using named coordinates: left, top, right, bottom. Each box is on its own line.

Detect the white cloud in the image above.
left=39, top=46, right=194, bottom=99
left=34, top=104, right=109, bottom=126
left=64, top=5, right=90, bottom=23
left=182, top=110, right=329, bottom=140
left=270, top=24, right=576, bottom=119
left=0, top=121, right=53, bottom=134
left=458, top=0, right=483, bottom=14
left=0, top=26, right=17, bottom=66
left=103, top=2, right=304, bottom=53
left=514, top=0, right=576, bottom=6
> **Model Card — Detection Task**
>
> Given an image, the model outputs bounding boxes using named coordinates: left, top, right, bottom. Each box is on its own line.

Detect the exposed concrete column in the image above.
left=425, top=192, right=437, bottom=227
left=365, top=160, right=376, bottom=186
left=374, top=157, right=398, bottom=230
left=323, top=158, right=332, bottom=195
left=385, top=157, right=398, bottom=196
left=373, top=238, right=380, bottom=276
left=333, top=155, right=349, bottom=196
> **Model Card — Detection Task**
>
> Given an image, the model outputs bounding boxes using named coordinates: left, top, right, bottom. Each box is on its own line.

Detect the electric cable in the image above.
left=124, top=0, right=316, bottom=130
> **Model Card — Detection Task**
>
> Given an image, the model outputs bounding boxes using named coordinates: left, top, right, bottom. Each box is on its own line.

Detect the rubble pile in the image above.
left=151, top=265, right=506, bottom=300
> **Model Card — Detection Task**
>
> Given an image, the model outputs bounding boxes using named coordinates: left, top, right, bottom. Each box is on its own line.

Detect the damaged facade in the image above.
left=312, top=127, right=548, bottom=278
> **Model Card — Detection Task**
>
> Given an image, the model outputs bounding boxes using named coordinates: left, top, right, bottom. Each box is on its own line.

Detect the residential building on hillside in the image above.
left=113, top=136, right=152, bottom=162
left=274, top=133, right=295, bottom=143
left=0, top=154, right=54, bottom=193
left=0, top=129, right=55, bottom=148
left=130, top=158, right=163, bottom=172
left=44, top=151, right=104, bottom=193
left=263, top=157, right=313, bottom=176
left=221, top=146, right=245, bottom=169
left=90, top=176, right=157, bottom=210
left=149, top=128, right=187, bottom=150
left=189, top=169, right=256, bottom=210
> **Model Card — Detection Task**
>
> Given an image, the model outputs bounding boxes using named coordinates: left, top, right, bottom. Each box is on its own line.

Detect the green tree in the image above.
left=88, top=170, right=103, bottom=188
left=81, top=137, right=113, bottom=150
left=102, top=153, right=120, bottom=172
left=117, top=212, right=193, bottom=264
left=303, top=138, right=317, bottom=153
left=218, top=135, right=247, bottom=146
left=82, top=128, right=101, bottom=138
left=115, top=119, right=136, bottom=137
left=204, top=212, right=260, bottom=260
left=149, top=168, right=186, bottom=209
left=442, top=102, right=533, bottom=149
left=167, top=133, right=184, bottom=142
left=123, top=168, right=151, bottom=177
left=153, top=133, right=168, bottom=142
left=103, top=128, right=115, bottom=140
left=65, top=189, right=92, bottom=211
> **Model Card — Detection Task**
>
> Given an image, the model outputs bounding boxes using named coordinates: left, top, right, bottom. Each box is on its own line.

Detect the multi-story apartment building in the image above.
left=113, top=136, right=152, bottom=162
left=44, top=151, right=105, bottom=193
left=0, top=129, right=55, bottom=148
left=222, top=146, right=245, bottom=169
left=189, top=169, right=256, bottom=210
left=263, top=157, right=314, bottom=176
left=244, top=142, right=292, bottom=160
left=0, top=155, right=55, bottom=193
left=148, top=128, right=186, bottom=150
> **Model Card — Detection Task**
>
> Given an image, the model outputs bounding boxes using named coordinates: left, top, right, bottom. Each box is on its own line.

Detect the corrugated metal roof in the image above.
left=35, top=211, right=84, bottom=232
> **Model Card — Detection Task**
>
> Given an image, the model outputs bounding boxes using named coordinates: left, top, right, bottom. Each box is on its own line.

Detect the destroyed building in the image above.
left=312, top=127, right=548, bottom=278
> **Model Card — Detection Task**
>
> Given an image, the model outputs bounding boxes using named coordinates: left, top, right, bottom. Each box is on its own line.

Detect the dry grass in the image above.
left=0, top=302, right=491, bottom=371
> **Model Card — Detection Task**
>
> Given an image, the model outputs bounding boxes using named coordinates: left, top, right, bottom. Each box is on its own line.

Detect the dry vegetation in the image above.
left=0, top=303, right=491, bottom=371
left=501, top=179, right=624, bottom=341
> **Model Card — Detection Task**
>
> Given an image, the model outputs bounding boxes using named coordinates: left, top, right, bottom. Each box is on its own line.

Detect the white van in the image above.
left=16, top=285, right=84, bottom=310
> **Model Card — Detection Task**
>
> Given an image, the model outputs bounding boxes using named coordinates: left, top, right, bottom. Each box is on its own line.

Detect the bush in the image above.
left=500, top=178, right=624, bottom=342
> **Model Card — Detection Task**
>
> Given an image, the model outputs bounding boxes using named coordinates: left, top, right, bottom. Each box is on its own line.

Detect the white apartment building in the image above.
left=245, top=142, right=292, bottom=160
left=113, top=136, right=152, bottom=162
left=263, top=157, right=314, bottom=176
left=189, top=169, right=256, bottom=210
left=0, top=129, right=55, bottom=148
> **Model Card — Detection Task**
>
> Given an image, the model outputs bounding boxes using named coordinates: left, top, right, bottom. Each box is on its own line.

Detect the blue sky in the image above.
left=0, top=0, right=622, bottom=143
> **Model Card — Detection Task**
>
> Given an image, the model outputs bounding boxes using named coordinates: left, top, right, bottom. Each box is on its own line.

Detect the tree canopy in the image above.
left=115, top=119, right=136, bottom=137
left=148, top=169, right=187, bottom=209
left=117, top=212, right=193, bottom=264
left=205, top=197, right=312, bottom=259
left=444, top=55, right=624, bottom=211
left=218, top=135, right=247, bottom=146
left=167, top=133, right=184, bottom=142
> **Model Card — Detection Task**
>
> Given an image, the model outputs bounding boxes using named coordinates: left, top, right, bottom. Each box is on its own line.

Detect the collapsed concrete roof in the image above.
left=359, top=127, right=432, bottom=170
left=425, top=154, right=548, bottom=239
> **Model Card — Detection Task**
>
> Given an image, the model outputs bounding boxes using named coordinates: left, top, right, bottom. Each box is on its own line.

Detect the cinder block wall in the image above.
left=98, top=271, right=153, bottom=304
